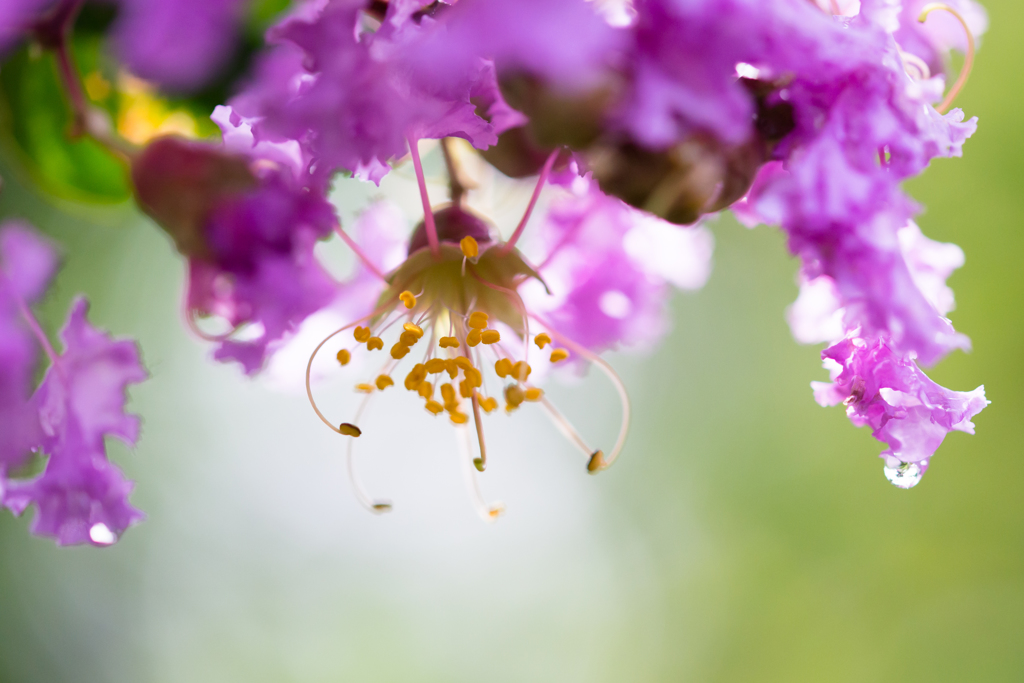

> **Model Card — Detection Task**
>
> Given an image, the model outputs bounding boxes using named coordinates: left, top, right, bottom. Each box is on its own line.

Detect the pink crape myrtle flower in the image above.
left=0, top=223, right=147, bottom=546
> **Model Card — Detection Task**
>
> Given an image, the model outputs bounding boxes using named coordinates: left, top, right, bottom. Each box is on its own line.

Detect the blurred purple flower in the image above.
left=812, top=336, right=987, bottom=486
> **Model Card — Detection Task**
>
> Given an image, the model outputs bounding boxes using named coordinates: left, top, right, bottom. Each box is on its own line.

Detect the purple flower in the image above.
left=0, top=223, right=54, bottom=473
left=5, top=299, right=147, bottom=545
left=0, top=0, right=54, bottom=53
left=232, top=0, right=524, bottom=186
left=812, top=336, right=987, bottom=487
left=112, top=0, right=246, bottom=91
left=524, top=180, right=713, bottom=353
left=0, top=221, right=147, bottom=546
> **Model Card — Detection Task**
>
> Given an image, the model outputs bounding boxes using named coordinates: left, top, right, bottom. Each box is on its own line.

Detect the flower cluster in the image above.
left=0, top=223, right=146, bottom=545
left=0, top=0, right=993, bottom=533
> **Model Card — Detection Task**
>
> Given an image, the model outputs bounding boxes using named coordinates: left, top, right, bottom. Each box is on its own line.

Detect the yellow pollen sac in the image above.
left=445, top=359, right=459, bottom=379
left=525, top=387, right=544, bottom=402
left=480, top=396, right=498, bottom=413
left=504, top=384, right=525, bottom=409
left=440, top=383, right=456, bottom=404
left=391, top=342, right=411, bottom=359
left=366, top=337, right=384, bottom=351
left=459, top=379, right=474, bottom=399
left=464, top=367, right=482, bottom=388
left=417, top=381, right=433, bottom=399
left=449, top=411, right=469, bottom=425
left=467, top=329, right=482, bottom=347
left=425, top=358, right=447, bottom=374
left=460, top=235, right=479, bottom=258
left=336, top=349, right=351, bottom=366
left=513, top=361, right=532, bottom=382
left=353, top=326, right=371, bottom=343
left=399, top=290, right=417, bottom=309
left=403, top=322, right=424, bottom=338
left=375, top=375, right=394, bottom=391
left=356, top=383, right=375, bottom=393
left=494, top=358, right=513, bottom=378
left=404, top=364, right=427, bottom=390
left=439, top=336, right=460, bottom=348
left=534, top=333, right=551, bottom=349
left=454, top=356, right=473, bottom=371
left=399, top=330, right=420, bottom=346
left=425, top=400, right=444, bottom=415
left=481, top=329, right=500, bottom=345
left=549, top=348, right=569, bottom=363
left=587, top=450, right=607, bottom=473
left=339, top=423, right=362, bottom=437
left=468, top=311, right=489, bottom=329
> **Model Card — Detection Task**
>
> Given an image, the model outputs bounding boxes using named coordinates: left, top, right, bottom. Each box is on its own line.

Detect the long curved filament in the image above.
left=501, top=149, right=559, bottom=254
left=305, top=298, right=397, bottom=434
left=346, top=393, right=392, bottom=513
left=334, top=223, right=386, bottom=281
left=455, top=424, right=504, bottom=522
left=919, top=3, right=976, bottom=114
left=407, top=137, right=441, bottom=259
left=532, top=315, right=632, bottom=472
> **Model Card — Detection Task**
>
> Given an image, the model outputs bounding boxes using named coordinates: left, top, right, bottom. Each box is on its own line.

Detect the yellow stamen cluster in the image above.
left=466, top=310, right=501, bottom=347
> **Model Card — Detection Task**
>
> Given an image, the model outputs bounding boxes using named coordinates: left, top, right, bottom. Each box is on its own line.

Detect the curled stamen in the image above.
left=897, top=48, right=932, bottom=81
left=532, top=315, right=631, bottom=472
left=346, top=393, right=392, bottom=514
left=918, top=3, right=976, bottom=114
left=305, top=297, right=398, bottom=434
left=455, top=424, right=504, bottom=522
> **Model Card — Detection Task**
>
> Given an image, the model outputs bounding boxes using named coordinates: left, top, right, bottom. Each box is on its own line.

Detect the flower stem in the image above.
left=335, top=223, right=387, bottom=281
left=501, top=149, right=559, bottom=253
left=407, top=138, right=441, bottom=259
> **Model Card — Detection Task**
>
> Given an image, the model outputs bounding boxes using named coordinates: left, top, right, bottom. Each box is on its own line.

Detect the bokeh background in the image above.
left=0, top=1, right=1021, bottom=681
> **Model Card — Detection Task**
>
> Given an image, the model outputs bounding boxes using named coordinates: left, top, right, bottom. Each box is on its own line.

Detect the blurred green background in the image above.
left=0, top=1, right=1021, bottom=681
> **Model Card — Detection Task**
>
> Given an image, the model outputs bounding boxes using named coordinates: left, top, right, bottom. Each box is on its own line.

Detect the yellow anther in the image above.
left=481, top=329, right=501, bottom=345
left=439, top=336, right=460, bottom=348
left=417, top=381, right=433, bottom=399
left=336, top=349, right=351, bottom=366
left=468, top=311, right=489, bottom=329
left=494, top=358, right=513, bottom=378
left=356, top=383, right=375, bottom=393
left=366, top=337, right=383, bottom=351
left=512, top=361, right=532, bottom=382
left=464, top=367, right=482, bottom=388
left=467, top=328, right=482, bottom=347
left=404, top=364, right=427, bottom=390
left=549, top=348, right=569, bottom=363
left=391, top=342, right=411, bottom=359
left=480, top=397, right=498, bottom=413
left=399, top=290, right=417, bottom=309
left=425, top=358, right=447, bottom=374
left=449, top=411, right=469, bottom=425
left=353, top=326, right=371, bottom=343
left=454, top=356, right=473, bottom=371
left=375, top=375, right=394, bottom=391
left=445, top=359, right=459, bottom=379
left=504, top=384, right=525, bottom=409
left=459, top=379, right=474, bottom=399
left=339, top=423, right=362, bottom=437
left=425, top=400, right=444, bottom=415
left=403, top=322, right=424, bottom=338
left=525, top=387, right=544, bottom=402
left=460, top=235, right=479, bottom=258
left=400, top=330, right=420, bottom=346
left=440, top=383, right=456, bottom=404
left=587, top=450, right=607, bottom=473
left=534, top=333, right=551, bottom=349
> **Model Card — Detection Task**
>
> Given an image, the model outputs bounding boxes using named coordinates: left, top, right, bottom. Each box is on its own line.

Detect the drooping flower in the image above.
left=0, top=222, right=147, bottom=546
left=131, top=128, right=339, bottom=374
left=812, top=336, right=987, bottom=487
left=305, top=144, right=715, bottom=519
